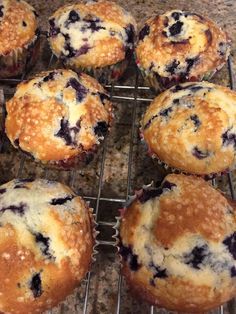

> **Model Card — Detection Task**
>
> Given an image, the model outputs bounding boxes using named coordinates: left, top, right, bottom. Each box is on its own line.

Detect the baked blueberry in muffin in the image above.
left=136, top=10, right=231, bottom=91
left=0, top=0, right=40, bottom=78
left=0, top=178, right=94, bottom=314
left=48, top=1, right=137, bottom=83
left=119, top=174, right=236, bottom=312
left=5, top=69, right=113, bottom=168
left=141, top=81, right=236, bottom=176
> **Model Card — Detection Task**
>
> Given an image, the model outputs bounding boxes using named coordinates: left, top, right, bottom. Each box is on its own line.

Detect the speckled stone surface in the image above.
left=0, top=0, right=236, bottom=313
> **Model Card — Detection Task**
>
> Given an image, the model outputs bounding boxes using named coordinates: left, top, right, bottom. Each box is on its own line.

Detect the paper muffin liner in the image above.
left=63, top=54, right=131, bottom=85
left=136, top=58, right=228, bottom=93
left=0, top=29, right=40, bottom=79
left=88, top=206, right=99, bottom=265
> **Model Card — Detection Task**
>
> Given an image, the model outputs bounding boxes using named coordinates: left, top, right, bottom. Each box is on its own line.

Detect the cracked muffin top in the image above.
left=136, top=10, right=230, bottom=84
left=119, top=173, right=236, bottom=312
left=141, top=81, right=236, bottom=176
left=48, top=0, right=137, bottom=68
left=5, top=69, right=113, bottom=167
left=0, top=178, right=94, bottom=314
left=0, top=0, right=38, bottom=55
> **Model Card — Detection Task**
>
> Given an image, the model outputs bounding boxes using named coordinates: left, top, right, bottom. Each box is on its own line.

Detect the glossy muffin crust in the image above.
left=48, top=1, right=137, bottom=69
left=5, top=69, right=113, bottom=168
left=0, top=178, right=94, bottom=314
left=119, top=174, right=236, bottom=312
left=136, top=10, right=231, bottom=90
left=141, top=81, right=236, bottom=176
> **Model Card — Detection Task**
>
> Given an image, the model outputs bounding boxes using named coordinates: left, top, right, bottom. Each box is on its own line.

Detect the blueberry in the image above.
left=98, top=92, right=110, bottom=105
left=64, top=40, right=77, bottom=58
left=184, top=244, right=208, bottom=269
left=162, top=31, right=168, bottom=37
left=192, top=146, right=210, bottom=159
left=222, top=129, right=236, bottom=147
left=94, top=121, right=108, bottom=138
left=0, top=5, right=4, bottom=18
left=55, top=118, right=80, bottom=146
left=190, top=114, right=201, bottom=131
left=83, top=16, right=105, bottom=33
left=223, top=232, right=236, bottom=259
left=162, top=180, right=177, bottom=190
left=171, top=12, right=182, bottom=21
left=66, top=78, right=87, bottom=102
left=169, top=21, right=183, bottom=36
left=149, top=261, right=168, bottom=279
left=0, top=189, right=6, bottom=194
left=119, top=244, right=141, bottom=271
left=231, top=266, right=236, bottom=277
left=172, top=85, right=183, bottom=92
left=30, top=273, right=43, bottom=298
left=50, top=195, right=73, bottom=205
left=166, top=59, right=180, bottom=75
left=0, top=203, right=27, bottom=216
left=14, top=138, right=20, bottom=147
left=189, top=85, right=204, bottom=92
left=67, top=10, right=80, bottom=24
left=186, top=57, right=199, bottom=73
left=49, top=18, right=60, bottom=37
left=76, top=43, right=91, bottom=57
left=55, top=119, right=73, bottom=146
left=139, top=24, right=150, bottom=41
left=159, top=106, right=173, bottom=117
left=173, top=98, right=180, bottom=104
left=35, top=233, right=53, bottom=259
left=125, top=24, right=135, bottom=44
left=42, top=71, right=56, bottom=82
left=22, top=21, right=27, bottom=27
left=138, top=181, right=176, bottom=203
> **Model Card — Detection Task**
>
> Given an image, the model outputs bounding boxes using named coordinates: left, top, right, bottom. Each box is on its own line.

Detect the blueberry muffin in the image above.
left=141, top=81, right=236, bottom=176
left=48, top=1, right=137, bottom=83
left=0, top=0, right=40, bottom=78
left=0, top=178, right=94, bottom=314
left=5, top=69, right=113, bottom=168
left=136, top=10, right=231, bottom=91
left=119, top=173, right=236, bottom=312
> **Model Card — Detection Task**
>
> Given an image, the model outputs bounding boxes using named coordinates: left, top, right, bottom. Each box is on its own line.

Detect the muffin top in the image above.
left=136, top=10, right=230, bottom=79
left=5, top=69, right=113, bottom=165
left=120, top=174, right=236, bottom=311
left=141, top=81, right=236, bottom=175
left=0, top=178, right=94, bottom=314
left=48, top=1, right=137, bottom=68
left=0, top=0, right=38, bottom=55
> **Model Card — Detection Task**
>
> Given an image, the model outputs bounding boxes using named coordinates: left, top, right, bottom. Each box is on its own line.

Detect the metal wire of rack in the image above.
left=0, top=33, right=236, bottom=313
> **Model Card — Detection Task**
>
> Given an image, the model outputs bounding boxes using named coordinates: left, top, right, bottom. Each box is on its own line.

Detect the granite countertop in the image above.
left=0, top=0, right=236, bottom=313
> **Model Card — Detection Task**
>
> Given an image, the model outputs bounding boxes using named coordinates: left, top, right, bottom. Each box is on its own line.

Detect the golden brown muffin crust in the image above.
left=5, top=69, right=113, bottom=164
left=136, top=11, right=230, bottom=79
left=120, top=174, right=236, bottom=312
left=0, top=0, right=38, bottom=55
left=48, top=1, right=137, bottom=68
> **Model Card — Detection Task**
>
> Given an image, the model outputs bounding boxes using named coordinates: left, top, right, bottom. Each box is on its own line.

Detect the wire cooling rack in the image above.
left=0, top=33, right=236, bottom=313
